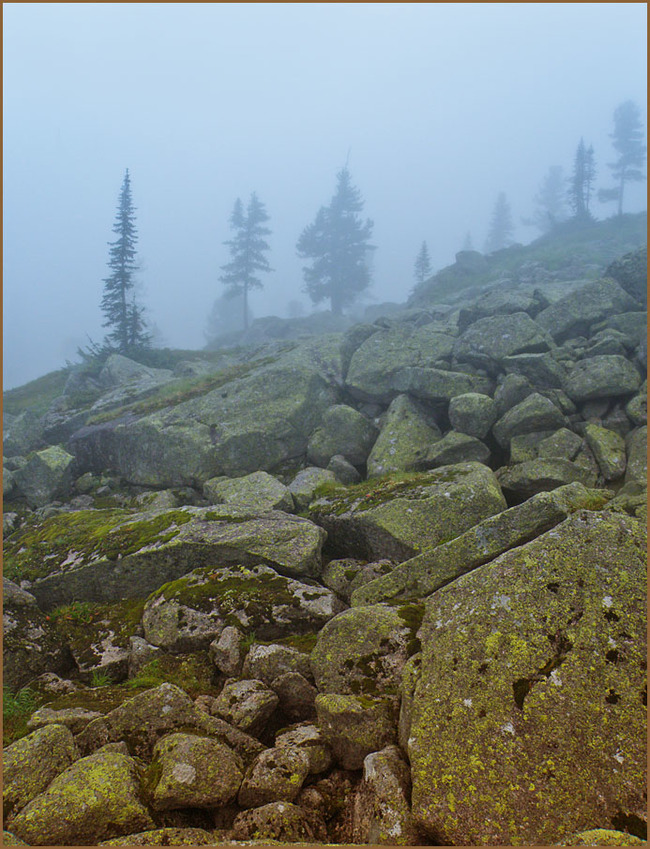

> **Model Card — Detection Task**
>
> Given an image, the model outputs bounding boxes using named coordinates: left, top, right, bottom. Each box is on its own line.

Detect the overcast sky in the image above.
left=3, top=3, right=647, bottom=389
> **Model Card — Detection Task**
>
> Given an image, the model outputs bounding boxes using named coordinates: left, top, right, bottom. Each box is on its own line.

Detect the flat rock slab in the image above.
left=4, top=505, right=326, bottom=609
left=309, top=462, right=506, bottom=561
left=409, top=510, right=647, bottom=845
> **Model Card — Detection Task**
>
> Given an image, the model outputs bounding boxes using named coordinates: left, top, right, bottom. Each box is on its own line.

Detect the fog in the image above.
left=3, top=3, right=647, bottom=389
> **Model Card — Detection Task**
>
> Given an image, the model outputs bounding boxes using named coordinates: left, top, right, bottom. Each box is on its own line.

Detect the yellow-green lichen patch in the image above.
left=3, top=509, right=193, bottom=582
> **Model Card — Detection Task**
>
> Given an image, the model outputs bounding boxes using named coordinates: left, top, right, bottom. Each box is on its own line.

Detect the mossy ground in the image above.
left=3, top=368, right=70, bottom=417
left=3, top=508, right=194, bottom=582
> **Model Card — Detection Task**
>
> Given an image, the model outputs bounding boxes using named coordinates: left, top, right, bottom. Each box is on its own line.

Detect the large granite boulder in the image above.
left=3, top=410, right=45, bottom=457
left=12, top=446, right=75, bottom=508
left=69, top=339, right=341, bottom=486
left=231, top=801, right=320, bottom=842
left=4, top=506, right=327, bottom=609
left=564, top=355, right=642, bottom=402
left=492, top=392, right=569, bottom=449
left=307, top=405, right=378, bottom=467
left=309, top=462, right=506, bottom=561
left=497, top=457, right=597, bottom=500
left=315, top=693, right=397, bottom=770
left=419, top=431, right=491, bottom=468
left=209, top=679, right=279, bottom=736
left=366, top=394, right=442, bottom=478
left=287, top=467, right=337, bottom=511
left=8, top=750, right=154, bottom=846
left=447, top=392, right=497, bottom=439
left=310, top=603, right=421, bottom=696
left=605, top=247, right=647, bottom=308
left=452, top=312, right=553, bottom=373
left=143, top=564, right=345, bottom=646
left=409, top=510, right=647, bottom=845
left=203, top=471, right=294, bottom=513
left=237, top=747, right=311, bottom=807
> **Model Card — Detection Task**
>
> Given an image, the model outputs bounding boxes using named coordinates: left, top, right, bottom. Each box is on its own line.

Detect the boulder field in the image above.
left=3, top=246, right=647, bottom=846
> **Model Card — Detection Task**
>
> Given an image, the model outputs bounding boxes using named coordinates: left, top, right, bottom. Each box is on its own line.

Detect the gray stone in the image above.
left=419, top=431, right=491, bottom=468
left=209, top=626, right=246, bottom=676
left=584, top=424, right=627, bottom=481
left=203, top=471, right=294, bottom=513
left=536, top=428, right=584, bottom=460
left=3, top=411, right=45, bottom=457
left=494, top=373, right=534, bottom=416
left=315, top=693, right=397, bottom=770
left=502, top=351, right=567, bottom=388
left=242, top=643, right=312, bottom=685
left=12, top=446, right=75, bottom=508
left=210, top=679, right=279, bottom=736
left=448, top=393, right=497, bottom=439
left=564, top=355, right=642, bottom=402
left=625, top=427, right=647, bottom=488
left=497, top=458, right=596, bottom=499
left=237, top=747, right=310, bottom=808
left=271, top=672, right=318, bottom=722
left=453, top=312, right=553, bottom=373
left=26, top=707, right=102, bottom=736
left=231, top=802, right=319, bottom=843
left=307, top=405, right=378, bottom=467
left=492, top=393, right=569, bottom=449
left=327, top=454, right=362, bottom=484
left=391, top=366, right=493, bottom=402
left=366, top=394, right=441, bottom=478
left=288, top=467, right=337, bottom=511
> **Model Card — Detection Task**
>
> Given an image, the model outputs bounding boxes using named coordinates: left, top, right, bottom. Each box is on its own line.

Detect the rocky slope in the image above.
left=2, top=237, right=647, bottom=846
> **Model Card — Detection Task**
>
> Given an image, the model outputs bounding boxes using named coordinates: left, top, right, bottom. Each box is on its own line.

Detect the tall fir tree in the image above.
left=525, top=166, right=567, bottom=233
left=484, top=192, right=514, bottom=253
left=599, top=100, right=646, bottom=216
left=568, top=139, right=596, bottom=221
left=414, top=241, right=432, bottom=285
left=296, top=167, right=375, bottom=315
left=220, top=193, right=272, bottom=331
left=101, top=169, right=149, bottom=353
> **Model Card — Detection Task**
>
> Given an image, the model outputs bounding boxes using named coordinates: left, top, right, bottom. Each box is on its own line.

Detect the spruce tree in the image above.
left=526, top=166, right=567, bottom=232
left=220, top=193, right=272, bottom=331
left=568, top=139, right=596, bottom=221
left=414, top=241, right=432, bottom=285
left=296, top=167, right=375, bottom=315
left=599, top=101, right=646, bottom=215
left=101, top=169, right=149, bottom=353
left=484, top=192, right=514, bottom=253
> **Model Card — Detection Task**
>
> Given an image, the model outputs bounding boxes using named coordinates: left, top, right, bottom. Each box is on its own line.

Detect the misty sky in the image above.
left=3, top=3, right=647, bottom=389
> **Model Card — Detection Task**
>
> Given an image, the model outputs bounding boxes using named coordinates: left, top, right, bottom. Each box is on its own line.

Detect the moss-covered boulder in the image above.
left=625, top=427, right=647, bottom=487
left=605, top=246, right=648, bottom=307
left=447, top=392, right=497, bottom=439
left=237, top=746, right=311, bottom=808
left=564, top=355, right=642, bottom=402
left=4, top=506, right=327, bottom=609
left=584, top=424, right=627, bottom=481
left=351, top=745, right=421, bottom=845
left=99, top=827, right=217, bottom=845
left=563, top=828, right=647, bottom=846
left=210, top=679, right=279, bottom=736
left=3, top=724, right=79, bottom=821
left=9, top=750, right=154, bottom=846
left=203, top=470, right=294, bottom=513
left=3, top=579, right=73, bottom=690
left=26, top=706, right=102, bottom=736
left=352, top=483, right=611, bottom=606
left=366, top=394, right=442, bottom=478
left=12, top=445, right=75, bottom=508
left=275, top=723, right=333, bottom=775
left=69, top=339, right=341, bottom=487
left=307, top=404, right=378, bottom=467
left=492, top=392, right=569, bottom=449
left=409, top=510, right=647, bottom=845
left=287, top=466, right=337, bottom=511
left=391, top=366, right=493, bottom=402
left=143, top=564, right=344, bottom=647
left=452, top=311, right=553, bottom=373
left=497, top=457, right=596, bottom=500
left=76, top=683, right=264, bottom=761
left=420, top=430, right=491, bottom=468
left=231, top=801, right=319, bottom=842
left=145, top=732, right=244, bottom=810
left=242, top=643, right=313, bottom=685
left=3, top=410, right=45, bottom=457
left=315, top=693, right=398, bottom=770
left=502, top=351, right=568, bottom=389
left=309, top=462, right=506, bottom=561
left=345, top=324, right=457, bottom=402
left=310, top=604, right=421, bottom=696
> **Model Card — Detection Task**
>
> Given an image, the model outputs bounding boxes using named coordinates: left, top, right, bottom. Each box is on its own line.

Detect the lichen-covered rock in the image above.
left=584, top=424, right=627, bottom=481
left=12, top=445, right=75, bottom=508
left=98, top=827, right=217, bottom=845
left=391, top=366, right=493, bottom=402
left=352, top=483, right=611, bottom=606
left=209, top=625, right=246, bottom=676
left=26, top=707, right=102, bottom=736
left=321, top=558, right=394, bottom=602
left=625, top=427, right=647, bottom=488
left=143, top=564, right=344, bottom=647
left=494, top=372, right=534, bottom=416
left=419, top=430, right=491, bottom=468
left=452, top=311, right=553, bottom=373
left=98, top=354, right=173, bottom=390
left=210, top=679, right=279, bottom=736
left=409, top=510, right=647, bottom=845
left=287, top=466, right=337, bottom=510
left=626, top=390, right=647, bottom=427
left=231, top=801, right=319, bottom=842
left=309, top=462, right=506, bottom=561
left=502, top=351, right=568, bottom=388
left=3, top=579, right=73, bottom=690
left=315, top=693, right=397, bottom=770
left=4, top=506, right=327, bottom=610
left=9, top=750, right=154, bottom=846
left=535, top=277, right=641, bottom=342
left=76, top=683, right=264, bottom=761
left=145, top=732, right=243, bottom=810
left=562, top=828, right=647, bottom=846
left=345, top=324, right=457, bottom=402
left=497, top=457, right=596, bottom=500
left=327, top=453, right=362, bottom=484
left=366, top=394, right=442, bottom=478
left=447, top=392, right=497, bottom=439
left=351, top=745, right=421, bottom=845
left=275, top=723, right=333, bottom=774
left=537, top=427, right=584, bottom=460
left=564, top=355, right=642, bottom=402
left=3, top=410, right=45, bottom=457
left=492, top=392, right=569, bottom=448
left=605, top=246, right=648, bottom=307
left=203, top=471, right=294, bottom=513
left=3, top=724, right=78, bottom=821
left=307, top=404, right=378, bottom=467
left=271, top=672, right=318, bottom=721
left=242, top=643, right=313, bottom=685
left=310, top=604, right=419, bottom=696
left=237, top=746, right=311, bottom=808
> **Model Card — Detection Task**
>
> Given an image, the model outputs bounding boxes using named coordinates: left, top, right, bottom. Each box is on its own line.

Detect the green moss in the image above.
left=398, top=602, right=425, bottom=656
left=3, top=368, right=70, bottom=416
left=3, top=508, right=193, bottom=582
left=270, top=632, right=319, bottom=653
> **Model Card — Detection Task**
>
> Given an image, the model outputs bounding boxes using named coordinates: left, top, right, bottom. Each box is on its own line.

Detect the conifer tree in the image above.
left=568, top=139, right=596, bottom=221
left=296, top=167, right=375, bottom=315
left=414, top=241, right=432, bottom=285
left=599, top=100, right=646, bottom=215
left=484, top=192, right=514, bottom=253
left=525, top=166, right=567, bottom=232
left=100, top=169, right=149, bottom=353
left=220, top=193, right=272, bottom=331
